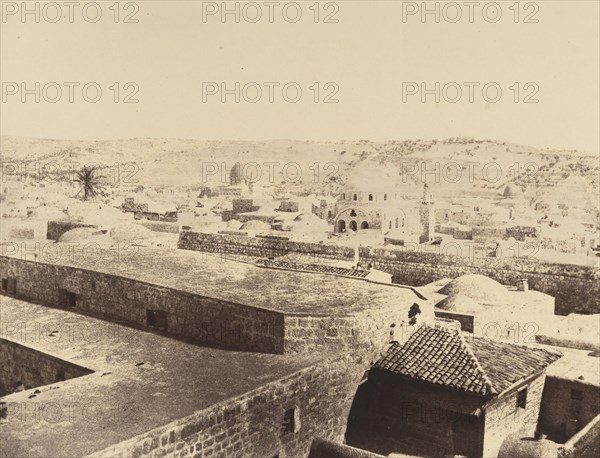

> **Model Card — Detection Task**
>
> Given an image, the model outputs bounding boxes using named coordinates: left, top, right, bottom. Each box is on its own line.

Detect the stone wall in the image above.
left=539, top=376, right=600, bottom=440
left=47, top=220, right=98, bottom=241
left=0, top=256, right=285, bottom=354
left=559, top=413, right=600, bottom=458
left=0, top=338, right=92, bottom=397
left=89, top=354, right=367, bottom=458
left=284, top=304, right=433, bottom=355
left=483, top=374, right=545, bottom=458
left=178, top=231, right=600, bottom=315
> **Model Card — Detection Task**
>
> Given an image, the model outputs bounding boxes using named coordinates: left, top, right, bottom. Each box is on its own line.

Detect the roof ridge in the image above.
left=457, top=330, right=497, bottom=395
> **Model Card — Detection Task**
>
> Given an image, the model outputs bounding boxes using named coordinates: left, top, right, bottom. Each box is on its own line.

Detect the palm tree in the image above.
left=74, top=166, right=103, bottom=201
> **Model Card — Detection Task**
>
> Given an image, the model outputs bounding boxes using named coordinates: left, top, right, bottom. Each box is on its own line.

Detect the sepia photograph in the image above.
left=0, top=1, right=599, bottom=457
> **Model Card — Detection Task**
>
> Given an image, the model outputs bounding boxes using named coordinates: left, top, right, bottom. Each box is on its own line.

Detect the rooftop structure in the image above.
left=374, top=325, right=561, bottom=396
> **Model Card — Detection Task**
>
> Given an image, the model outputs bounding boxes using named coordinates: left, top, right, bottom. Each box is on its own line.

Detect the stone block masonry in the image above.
left=178, top=231, right=600, bottom=315
left=89, top=353, right=370, bottom=458
left=0, top=338, right=93, bottom=397
left=47, top=220, right=98, bottom=241
left=0, top=254, right=416, bottom=355
left=0, top=256, right=286, bottom=354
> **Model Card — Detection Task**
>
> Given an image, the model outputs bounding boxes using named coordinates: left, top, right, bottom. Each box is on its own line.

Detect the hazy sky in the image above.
left=1, top=0, right=599, bottom=151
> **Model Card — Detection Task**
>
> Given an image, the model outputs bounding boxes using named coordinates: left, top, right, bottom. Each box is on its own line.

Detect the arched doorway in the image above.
left=361, top=221, right=369, bottom=229
left=338, top=220, right=346, bottom=233
left=350, top=221, right=358, bottom=231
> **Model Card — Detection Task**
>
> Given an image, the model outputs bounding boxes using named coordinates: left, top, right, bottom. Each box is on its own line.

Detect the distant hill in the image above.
left=1, top=136, right=598, bottom=208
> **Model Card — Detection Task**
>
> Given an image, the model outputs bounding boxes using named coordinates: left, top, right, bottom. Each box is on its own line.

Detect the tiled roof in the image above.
left=374, top=326, right=561, bottom=396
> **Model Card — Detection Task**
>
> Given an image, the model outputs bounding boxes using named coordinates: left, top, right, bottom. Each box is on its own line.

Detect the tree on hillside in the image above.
left=74, top=166, right=104, bottom=201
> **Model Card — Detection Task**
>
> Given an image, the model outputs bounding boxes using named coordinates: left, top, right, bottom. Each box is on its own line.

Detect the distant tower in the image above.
left=230, top=162, right=243, bottom=186
left=419, top=183, right=435, bottom=243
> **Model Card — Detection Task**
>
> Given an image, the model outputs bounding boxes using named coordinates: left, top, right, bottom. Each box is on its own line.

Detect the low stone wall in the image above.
left=559, top=413, right=600, bottom=458
left=178, top=231, right=600, bottom=315
left=89, top=354, right=367, bottom=458
left=0, top=338, right=92, bottom=397
left=47, top=220, right=98, bottom=241
left=134, top=220, right=180, bottom=234
left=0, top=256, right=285, bottom=354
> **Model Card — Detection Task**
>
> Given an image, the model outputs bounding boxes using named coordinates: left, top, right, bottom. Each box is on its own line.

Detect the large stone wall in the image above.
left=89, top=354, right=367, bottom=458
left=0, top=338, right=92, bottom=397
left=178, top=232, right=600, bottom=315
left=284, top=304, right=433, bottom=355
left=0, top=255, right=416, bottom=356
left=0, top=256, right=285, bottom=354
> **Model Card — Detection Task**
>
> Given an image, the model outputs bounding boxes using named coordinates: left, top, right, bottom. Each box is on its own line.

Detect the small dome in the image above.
left=438, top=274, right=511, bottom=305
left=109, top=223, right=153, bottom=242
left=344, top=168, right=396, bottom=193
left=59, top=227, right=99, bottom=243
left=436, top=294, right=482, bottom=312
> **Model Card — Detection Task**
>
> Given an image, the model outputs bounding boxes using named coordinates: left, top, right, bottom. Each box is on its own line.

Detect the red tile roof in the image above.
left=374, top=326, right=561, bottom=396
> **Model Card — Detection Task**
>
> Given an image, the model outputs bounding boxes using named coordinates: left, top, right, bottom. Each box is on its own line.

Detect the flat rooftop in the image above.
left=2, top=244, right=420, bottom=315
left=0, top=297, right=322, bottom=457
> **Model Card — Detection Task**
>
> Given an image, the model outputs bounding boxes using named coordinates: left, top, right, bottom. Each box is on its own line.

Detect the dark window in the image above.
left=7, top=278, right=16, bottom=294
left=353, top=194, right=357, bottom=201
left=67, top=292, right=77, bottom=307
left=517, top=388, right=527, bottom=409
left=368, top=194, right=373, bottom=201
left=384, top=194, right=387, bottom=201
left=282, top=407, right=299, bottom=435
left=1, top=278, right=7, bottom=291
left=146, top=309, right=168, bottom=331
left=146, top=309, right=157, bottom=327
left=350, top=210, right=357, bottom=217
left=571, top=389, right=583, bottom=401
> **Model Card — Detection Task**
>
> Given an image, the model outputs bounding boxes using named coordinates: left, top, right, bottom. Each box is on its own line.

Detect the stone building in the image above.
left=332, top=169, right=434, bottom=243
left=422, top=274, right=556, bottom=336
left=346, top=325, right=562, bottom=457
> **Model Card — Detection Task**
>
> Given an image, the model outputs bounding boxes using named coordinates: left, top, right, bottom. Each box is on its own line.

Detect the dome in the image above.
left=438, top=274, right=511, bottom=305
left=501, top=183, right=523, bottom=197
left=109, top=223, right=153, bottom=242
left=498, top=433, right=559, bottom=458
left=436, top=294, right=482, bottom=312
left=59, top=227, right=99, bottom=243
left=344, top=168, right=396, bottom=193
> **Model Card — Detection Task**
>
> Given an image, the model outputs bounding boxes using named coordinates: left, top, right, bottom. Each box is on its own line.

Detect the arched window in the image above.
left=368, top=194, right=373, bottom=201
left=384, top=194, right=387, bottom=201
left=342, top=193, right=346, bottom=200
left=353, top=194, right=358, bottom=201
left=327, top=210, right=332, bottom=218
left=361, top=221, right=369, bottom=229
left=402, top=218, right=405, bottom=227
left=350, top=209, right=357, bottom=217
left=395, top=218, right=399, bottom=229
left=389, top=221, right=392, bottom=230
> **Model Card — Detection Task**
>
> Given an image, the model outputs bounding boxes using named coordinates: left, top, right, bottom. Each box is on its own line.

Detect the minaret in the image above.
left=419, top=183, right=435, bottom=243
